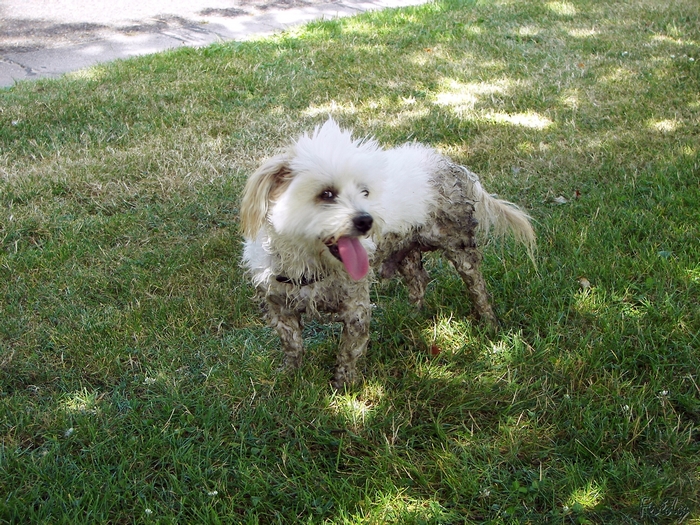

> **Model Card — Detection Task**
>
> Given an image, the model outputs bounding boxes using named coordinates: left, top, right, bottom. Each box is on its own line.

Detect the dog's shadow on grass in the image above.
left=251, top=288, right=548, bottom=520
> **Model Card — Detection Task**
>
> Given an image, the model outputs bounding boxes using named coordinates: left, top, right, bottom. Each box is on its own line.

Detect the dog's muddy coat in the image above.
left=376, top=161, right=498, bottom=323
left=240, top=118, right=535, bottom=388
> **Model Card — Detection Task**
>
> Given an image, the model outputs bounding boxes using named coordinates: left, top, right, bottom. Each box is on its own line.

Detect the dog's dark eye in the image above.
left=319, top=189, right=337, bottom=202
left=361, top=189, right=370, bottom=198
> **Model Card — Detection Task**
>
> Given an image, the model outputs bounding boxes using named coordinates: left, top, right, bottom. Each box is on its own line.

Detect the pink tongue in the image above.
left=337, top=237, right=370, bottom=281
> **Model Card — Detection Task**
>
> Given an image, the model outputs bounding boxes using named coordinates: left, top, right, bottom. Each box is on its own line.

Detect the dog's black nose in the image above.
left=353, top=213, right=373, bottom=234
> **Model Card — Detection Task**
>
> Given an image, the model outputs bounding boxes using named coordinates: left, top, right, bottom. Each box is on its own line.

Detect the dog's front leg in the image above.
left=332, top=295, right=371, bottom=390
left=266, top=294, right=305, bottom=369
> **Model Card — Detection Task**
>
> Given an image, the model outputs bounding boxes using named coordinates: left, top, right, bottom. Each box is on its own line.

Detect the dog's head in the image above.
left=240, top=118, right=385, bottom=281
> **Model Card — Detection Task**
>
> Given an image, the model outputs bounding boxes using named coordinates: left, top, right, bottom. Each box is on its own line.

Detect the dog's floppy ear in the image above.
left=240, top=154, right=293, bottom=238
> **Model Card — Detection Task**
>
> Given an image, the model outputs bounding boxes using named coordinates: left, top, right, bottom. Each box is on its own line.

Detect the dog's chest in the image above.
left=268, top=273, right=370, bottom=319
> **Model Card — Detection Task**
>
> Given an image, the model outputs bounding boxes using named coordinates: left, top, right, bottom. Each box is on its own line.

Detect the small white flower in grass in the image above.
left=207, top=490, right=218, bottom=497
left=145, top=509, right=153, bottom=515
left=144, top=377, right=156, bottom=385
left=622, top=404, right=630, bottom=412
left=64, top=427, right=75, bottom=438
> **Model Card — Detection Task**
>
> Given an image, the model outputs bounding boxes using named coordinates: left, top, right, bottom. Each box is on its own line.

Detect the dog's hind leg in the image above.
left=332, top=299, right=371, bottom=390
left=379, top=244, right=431, bottom=307
left=444, top=244, right=499, bottom=327
left=397, top=248, right=430, bottom=307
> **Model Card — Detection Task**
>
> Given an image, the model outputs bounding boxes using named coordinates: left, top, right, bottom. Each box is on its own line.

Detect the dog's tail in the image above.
left=466, top=169, right=536, bottom=265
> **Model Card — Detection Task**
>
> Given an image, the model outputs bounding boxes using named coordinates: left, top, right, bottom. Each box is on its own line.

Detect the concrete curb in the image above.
left=1, top=0, right=429, bottom=88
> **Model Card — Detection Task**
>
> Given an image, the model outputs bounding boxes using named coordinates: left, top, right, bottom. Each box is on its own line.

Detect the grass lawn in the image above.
left=1, top=0, right=699, bottom=522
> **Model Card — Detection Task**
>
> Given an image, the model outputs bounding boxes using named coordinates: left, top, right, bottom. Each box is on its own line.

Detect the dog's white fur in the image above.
left=241, top=118, right=535, bottom=388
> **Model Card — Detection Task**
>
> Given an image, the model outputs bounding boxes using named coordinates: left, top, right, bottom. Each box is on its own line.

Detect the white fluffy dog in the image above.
left=241, top=118, right=535, bottom=388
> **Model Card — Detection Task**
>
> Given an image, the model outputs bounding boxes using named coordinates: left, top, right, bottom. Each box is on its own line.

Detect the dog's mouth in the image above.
left=326, top=237, right=370, bottom=281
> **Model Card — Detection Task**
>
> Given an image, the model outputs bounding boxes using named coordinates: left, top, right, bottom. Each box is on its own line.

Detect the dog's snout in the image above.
left=353, top=213, right=373, bottom=234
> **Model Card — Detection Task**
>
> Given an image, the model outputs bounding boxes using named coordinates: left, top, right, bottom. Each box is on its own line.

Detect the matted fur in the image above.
left=240, top=118, right=535, bottom=388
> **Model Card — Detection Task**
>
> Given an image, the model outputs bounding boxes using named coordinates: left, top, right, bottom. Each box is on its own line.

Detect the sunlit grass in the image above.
left=565, top=480, right=606, bottom=513
left=60, top=389, right=102, bottom=415
left=547, top=1, right=578, bottom=17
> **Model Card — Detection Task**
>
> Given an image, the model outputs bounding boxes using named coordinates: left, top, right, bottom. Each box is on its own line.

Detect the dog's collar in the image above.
left=275, top=274, right=320, bottom=287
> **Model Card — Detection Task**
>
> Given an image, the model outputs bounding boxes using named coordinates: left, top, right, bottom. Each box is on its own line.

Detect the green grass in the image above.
left=1, top=0, right=699, bottom=522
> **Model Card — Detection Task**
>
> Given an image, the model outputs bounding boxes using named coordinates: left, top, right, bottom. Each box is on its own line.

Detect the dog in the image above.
left=240, top=118, right=535, bottom=388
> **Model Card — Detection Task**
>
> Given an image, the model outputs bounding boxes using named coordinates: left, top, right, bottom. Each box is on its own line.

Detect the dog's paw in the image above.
left=478, top=310, right=500, bottom=332
left=408, top=294, right=425, bottom=309
left=331, top=366, right=357, bottom=390
left=280, top=354, right=303, bottom=370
